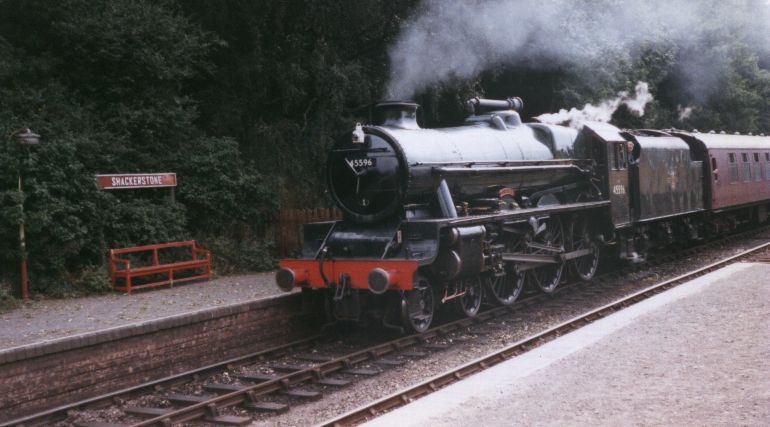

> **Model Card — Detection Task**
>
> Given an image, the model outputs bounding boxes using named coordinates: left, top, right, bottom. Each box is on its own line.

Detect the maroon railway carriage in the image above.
left=678, top=133, right=770, bottom=212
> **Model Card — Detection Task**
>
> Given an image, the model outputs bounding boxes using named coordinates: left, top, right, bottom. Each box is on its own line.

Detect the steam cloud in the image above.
left=535, top=81, right=652, bottom=128
left=385, top=0, right=770, bottom=101
left=677, top=105, right=695, bottom=122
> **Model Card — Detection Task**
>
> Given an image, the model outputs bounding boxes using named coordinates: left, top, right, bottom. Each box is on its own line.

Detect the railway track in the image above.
left=321, top=240, right=770, bottom=426
left=2, top=277, right=569, bottom=427
left=4, top=228, right=769, bottom=427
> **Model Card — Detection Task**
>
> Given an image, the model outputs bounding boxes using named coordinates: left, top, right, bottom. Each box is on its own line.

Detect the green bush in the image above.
left=0, top=281, right=19, bottom=312
left=42, top=265, right=110, bottom=298
left=199, top=233, right=276, bottom=276
left=176, top=137, right=277, bottom=234
left=74, top=265, right=112, bottom=295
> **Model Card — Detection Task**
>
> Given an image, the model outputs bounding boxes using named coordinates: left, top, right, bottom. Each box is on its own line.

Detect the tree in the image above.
left=0, top=0, right=269, bottom=294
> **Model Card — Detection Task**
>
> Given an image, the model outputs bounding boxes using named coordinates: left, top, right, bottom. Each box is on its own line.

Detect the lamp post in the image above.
left=11, top=128, right=40, bottom=301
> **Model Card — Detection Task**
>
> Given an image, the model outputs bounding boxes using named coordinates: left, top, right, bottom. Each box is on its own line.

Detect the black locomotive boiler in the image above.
left=276, top=98, right=770, bottom=332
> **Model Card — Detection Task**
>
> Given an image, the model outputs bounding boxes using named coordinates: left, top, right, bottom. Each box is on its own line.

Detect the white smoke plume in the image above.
left=677, top=105, right=695, bottom=122
left=385, top=0, right=770, bottom=100
left=535, top=81, right=652, bottom=128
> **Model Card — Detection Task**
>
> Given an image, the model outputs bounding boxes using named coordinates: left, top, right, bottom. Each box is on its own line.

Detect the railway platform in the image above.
left=364, top=262, right=770, bottom=427
left=0, top=271, right=310, bottom=422
left=0, top=271, right=290, bottom=350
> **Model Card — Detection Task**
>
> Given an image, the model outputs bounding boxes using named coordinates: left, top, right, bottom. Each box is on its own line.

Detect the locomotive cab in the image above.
left=574, top=122, right=633, bottom=227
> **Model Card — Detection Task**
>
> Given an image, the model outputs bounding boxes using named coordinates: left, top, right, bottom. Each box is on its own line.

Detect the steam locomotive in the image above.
left=276, top=98, right=770, bottom=332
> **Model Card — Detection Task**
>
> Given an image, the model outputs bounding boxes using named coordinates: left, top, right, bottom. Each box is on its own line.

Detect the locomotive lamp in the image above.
left=10, top=128, right=40, bottom=301
left=351, top=123, right=365, bottom=144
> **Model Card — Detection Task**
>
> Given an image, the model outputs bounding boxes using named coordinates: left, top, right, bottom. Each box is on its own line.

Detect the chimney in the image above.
left=373, top=101, right=420, bottom=129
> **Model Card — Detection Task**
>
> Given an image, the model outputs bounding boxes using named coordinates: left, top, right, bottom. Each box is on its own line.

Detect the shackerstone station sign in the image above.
left=95, top=173, right=177, bottom=190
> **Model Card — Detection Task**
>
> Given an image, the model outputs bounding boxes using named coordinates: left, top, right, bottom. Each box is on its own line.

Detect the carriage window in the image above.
left=741, top=153, right=751, bottom=182
left=754, top=153, right=762, bottom=181
left=613, top=143, right=627, bottom=170
left=711, top=157, right=718, bottom=182
left=728, top=153, right=738, bottom=183
left=766, top=153, right=770, bottom=180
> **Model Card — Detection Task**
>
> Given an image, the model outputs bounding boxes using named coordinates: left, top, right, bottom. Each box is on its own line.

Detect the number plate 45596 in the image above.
left=347, top=157, right=376, bottom=168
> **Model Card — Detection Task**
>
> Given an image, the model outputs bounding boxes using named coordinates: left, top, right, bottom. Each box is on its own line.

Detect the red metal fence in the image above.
left=274, top=208, right=342, bottom=256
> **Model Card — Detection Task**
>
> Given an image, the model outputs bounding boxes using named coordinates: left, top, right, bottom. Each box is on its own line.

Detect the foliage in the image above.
left=0, top=280, right=19, bottom=311
left=184, top=0, right=417, bottom=206
left=45, top=264, right=112, bottom=298
left=175, top=137, right=276, bottom=233
left=199, top=232, right=276, bottom=276
left=0, top=0, right=273, bottom=295
left=74, top=265, right=113, bottom=294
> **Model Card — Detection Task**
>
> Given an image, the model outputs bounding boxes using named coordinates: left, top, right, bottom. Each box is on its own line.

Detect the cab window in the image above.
left=613, top=143, right=627, bottom=170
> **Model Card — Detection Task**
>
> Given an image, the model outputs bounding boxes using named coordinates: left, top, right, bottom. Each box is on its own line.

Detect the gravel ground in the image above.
left=249, top=234, right=770, bottom=427
left=0, top=272, right=293, bottom=349
left=368, top=262, right=770, bottom=427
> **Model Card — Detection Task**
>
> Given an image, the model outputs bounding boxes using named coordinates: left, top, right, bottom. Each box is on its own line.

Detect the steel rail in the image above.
left=0, top=333, right=326, bottom=427
left=319, top=240, right=770, bottom=427
left=130, top=290, right=556, bottom=426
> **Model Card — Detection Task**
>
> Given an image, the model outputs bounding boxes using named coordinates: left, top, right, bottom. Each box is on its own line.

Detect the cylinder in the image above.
left=432, top=249, right=462, bottom=281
